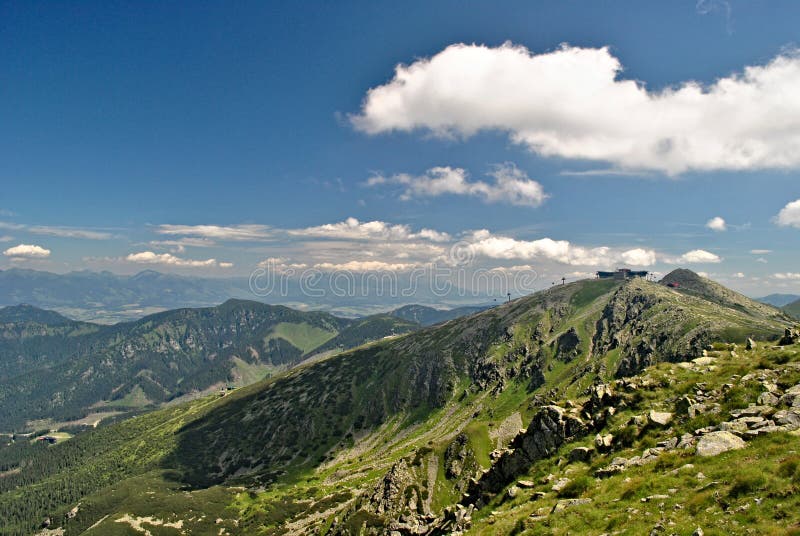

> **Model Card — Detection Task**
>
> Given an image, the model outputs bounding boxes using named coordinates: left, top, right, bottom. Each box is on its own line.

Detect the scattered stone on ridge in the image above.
left=695, top=431, right=747, bottom=457
left=648, top=410, right=673, bottom=426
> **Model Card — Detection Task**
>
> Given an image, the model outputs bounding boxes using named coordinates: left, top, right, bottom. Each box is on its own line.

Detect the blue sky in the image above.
left=2, top=1, right=800, bottom=296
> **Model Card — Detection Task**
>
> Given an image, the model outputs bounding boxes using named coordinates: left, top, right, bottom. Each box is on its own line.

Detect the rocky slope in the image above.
left=0, top=270, right=795, bottom=535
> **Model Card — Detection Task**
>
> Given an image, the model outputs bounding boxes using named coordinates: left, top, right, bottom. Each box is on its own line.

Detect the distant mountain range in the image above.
left=756, top=293, right=800, bottom=307
left=0, top=300, right=421, bottom=431
left=0, top=268, right=493, bottom=322
left=753, top=294, right=800, bottom=319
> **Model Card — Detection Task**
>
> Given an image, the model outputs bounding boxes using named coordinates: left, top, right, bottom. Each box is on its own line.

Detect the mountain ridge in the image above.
left=0, top=270, right=796, bottom=535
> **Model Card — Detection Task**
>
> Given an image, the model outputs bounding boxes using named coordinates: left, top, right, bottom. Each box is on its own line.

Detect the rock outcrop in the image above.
left=465, top=406, right=587, bottom=505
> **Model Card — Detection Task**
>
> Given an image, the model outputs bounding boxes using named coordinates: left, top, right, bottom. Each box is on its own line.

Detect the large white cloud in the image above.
left=464, top=231, right=657, bottom=267
left=352, top=43, right=800, bottom=174
left=775, top=199, right=800, bottom=228
left=125, top=251, right=231, bottom=268
left=3, top=244, right=51, bottom=258
left=367, top=163, right=547, bottom=207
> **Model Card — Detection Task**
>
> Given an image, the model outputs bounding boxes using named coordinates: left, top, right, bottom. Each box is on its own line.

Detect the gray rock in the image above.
left=718, top=421, right=748, bottom=434
left=648, top=410, right=673, bottom=426
left=693, top=528, right=704, bottom=536
left=568, top=446, right=593, bottom=463
left=746, top=338, right=755, bottom=351
left=594, top=433, right=614, bottom=451
left=758, top=391, right=780, bottom=406
left=551, top=498, right=591, bottom=513
left=695, top=431, right=747, bottom=457
left=730, top=405, right=774, bottom=418
left=551, top=478, right=570, bottom=492
left=656, top=437, right=679, bottom=449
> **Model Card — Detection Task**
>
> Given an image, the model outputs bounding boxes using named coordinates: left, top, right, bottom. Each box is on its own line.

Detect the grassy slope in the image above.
left=0, top=275, right=795, bottom=535
left=784, top=299, right=800, bottom=319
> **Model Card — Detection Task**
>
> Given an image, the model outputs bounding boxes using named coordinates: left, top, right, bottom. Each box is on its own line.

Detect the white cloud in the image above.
left=0, top=222, right=112, bottom=240
left=125, top=251, right=231, bottom=268
left=313, top=260, right=417, bottom=272
left=750, top=249, right=772, bottom=254
left=27, top=226, right=113, bottom=240
left=674, top=249, right=722, bottom=264
left=257, top=257, right=309, bottom=273
left=621, top=248, right=657, bottom=266
left=0, top=236, right=12, bottom=242
left=775, top=199, right=800, bottom=228
left=367, top=163, right=547, bottom=207
left=732, top=272, right=745, bottom=278
left=157, top=224, right=272, bottom=241
left=353, top=43, right=800, bottom=174
left=289, top=217, right=451, bottom=242
left=706, top=217, right=727, bottom=231
left=773, top=272, right=800, bottom=280
left=3, top=244, right=51, bottom=258
left=756, top=257, right=769, bottom=264
left=464, top=232, right=657, bottom=267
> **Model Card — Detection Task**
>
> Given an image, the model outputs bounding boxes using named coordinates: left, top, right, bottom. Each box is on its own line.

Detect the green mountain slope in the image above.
left=784, top=297, right=800, bottom=319
left=0, top=300, right=420, bottom=431
left=0, top=271, right=795, bottom=535
left=390, top=304, right=491, bottom=327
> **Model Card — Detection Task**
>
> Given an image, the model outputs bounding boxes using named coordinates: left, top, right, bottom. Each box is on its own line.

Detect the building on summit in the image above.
left=596, top=268, right=649, bottom=280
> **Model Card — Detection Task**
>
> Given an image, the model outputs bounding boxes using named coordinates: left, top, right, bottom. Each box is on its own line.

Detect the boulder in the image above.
left=695, top=431, right=747, bottom=457
left=594, top=433, right=614, bottom=452
left=778, top=327, right=800, bottom=346
left=746, top=338, right=755, bottom=351
left=568, top=446, right=593, bottom=463
left=758, top=392, right=780, bottom=406
left=648, top=410, right=673, bottom=426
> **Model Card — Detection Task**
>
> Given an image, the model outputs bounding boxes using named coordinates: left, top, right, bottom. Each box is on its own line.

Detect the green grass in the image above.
left=230, top=356, right=273, bottom=386
left=264, top=322, right=337, bottom=354
left=105, top=384, right=152, bottom=408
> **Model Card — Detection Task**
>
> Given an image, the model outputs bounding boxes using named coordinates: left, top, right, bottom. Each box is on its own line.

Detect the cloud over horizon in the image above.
left=3, top=244, right=51, bottom=259
left=125, top=251, right=232, bottom=268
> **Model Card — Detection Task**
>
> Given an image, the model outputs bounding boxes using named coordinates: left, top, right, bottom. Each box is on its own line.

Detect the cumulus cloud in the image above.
left=157, top=224, right=272, bottom=241
left=3, top=244, right=51, bottom=258
left=125, top=251, right=231, bottom=268
left=367, top=163, right=547, bottom=207
left=352, top=43, right=800, bottom=174
left=674, top=249, right=722, bottom=264
left=289, top=217, right=451, bottom=242
left=775, top=199, right=800, bottom=228
left=706, top=216, right=727, bottom=231
left=464, top=231, right=657, bottom=267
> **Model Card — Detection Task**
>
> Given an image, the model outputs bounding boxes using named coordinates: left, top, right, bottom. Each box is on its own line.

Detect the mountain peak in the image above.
left=0, top=304, right=73, bottom=325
